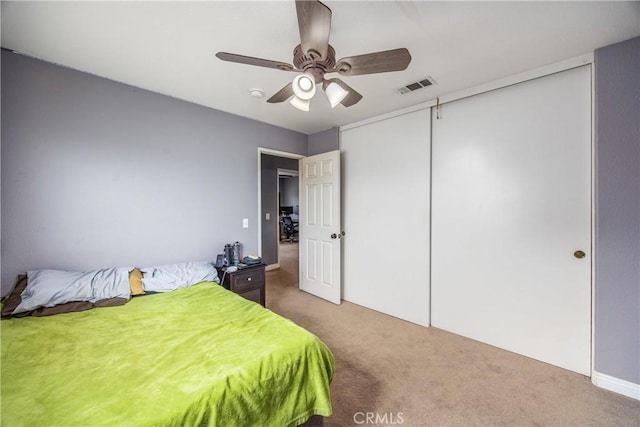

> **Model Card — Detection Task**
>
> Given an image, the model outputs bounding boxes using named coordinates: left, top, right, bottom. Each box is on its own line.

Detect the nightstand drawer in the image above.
left=230, top=269, right=264, bottom=293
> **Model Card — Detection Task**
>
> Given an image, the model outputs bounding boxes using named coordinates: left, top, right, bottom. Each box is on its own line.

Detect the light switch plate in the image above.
left=265, top=213, right=270, bottom=220
left=242, top=218, right=249, bottom=228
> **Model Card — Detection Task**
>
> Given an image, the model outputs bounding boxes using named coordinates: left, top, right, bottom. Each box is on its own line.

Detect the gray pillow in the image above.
left=141, top=261, right=218, bottom=292
left=13, top=268, right=131, bottom=315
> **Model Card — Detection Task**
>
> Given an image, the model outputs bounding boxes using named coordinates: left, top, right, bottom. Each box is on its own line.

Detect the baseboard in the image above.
left=265, top=263, right=280, bottom=271
left=592, top=371, right=640, bottom=400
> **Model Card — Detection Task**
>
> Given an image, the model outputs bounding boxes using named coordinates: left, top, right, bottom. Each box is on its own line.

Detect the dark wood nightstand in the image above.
left=215, top=264, right=266, bottom=306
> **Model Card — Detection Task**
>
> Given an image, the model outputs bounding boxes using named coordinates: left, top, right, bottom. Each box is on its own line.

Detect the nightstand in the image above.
left=215, top=264, right=266, bottom=306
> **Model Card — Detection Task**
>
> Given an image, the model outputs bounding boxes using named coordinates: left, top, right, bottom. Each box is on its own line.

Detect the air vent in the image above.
left=397, top=76, right=436, bottom=94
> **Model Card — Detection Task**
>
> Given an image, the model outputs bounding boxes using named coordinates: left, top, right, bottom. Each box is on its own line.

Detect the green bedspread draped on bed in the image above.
left=1, top=282, right=334, bottom=427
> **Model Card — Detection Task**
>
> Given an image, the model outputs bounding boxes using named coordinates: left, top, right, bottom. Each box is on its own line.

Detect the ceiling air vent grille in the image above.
left=397, top=76, right=436, bottom=94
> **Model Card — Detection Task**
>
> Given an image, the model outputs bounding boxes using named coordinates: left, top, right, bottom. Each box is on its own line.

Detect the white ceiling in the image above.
left=2, top=1, right=639, bottom=135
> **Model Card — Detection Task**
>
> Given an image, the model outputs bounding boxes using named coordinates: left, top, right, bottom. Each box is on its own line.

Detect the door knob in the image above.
left=331, top=233, right=337, bottom=239
left=574, top=250, right=586, bottom=259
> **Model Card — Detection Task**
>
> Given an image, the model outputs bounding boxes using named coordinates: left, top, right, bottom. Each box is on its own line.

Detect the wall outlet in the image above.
left=265, top=212, right=270, bottom=220
left=242, top=218, right=249, bottom=228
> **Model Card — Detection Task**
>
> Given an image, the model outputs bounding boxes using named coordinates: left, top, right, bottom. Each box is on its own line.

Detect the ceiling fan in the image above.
left=216, top=0, right=412, bottom=111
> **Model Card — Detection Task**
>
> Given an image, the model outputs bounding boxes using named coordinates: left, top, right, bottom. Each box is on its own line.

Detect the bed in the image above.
left=1, top=266, right=334, bottom=427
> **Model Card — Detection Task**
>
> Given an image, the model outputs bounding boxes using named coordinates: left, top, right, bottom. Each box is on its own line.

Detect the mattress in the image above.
left=1, top=282, right=334, bottom=426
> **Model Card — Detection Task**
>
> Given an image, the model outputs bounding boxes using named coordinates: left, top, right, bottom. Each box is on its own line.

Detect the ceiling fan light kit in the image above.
left=216, top=0, right=412, bottom=112
left=292, top=74, right=316, bottom=100
left=289, top=95, right=311, bottom=112
left=324, top=80, right=349, bottom=108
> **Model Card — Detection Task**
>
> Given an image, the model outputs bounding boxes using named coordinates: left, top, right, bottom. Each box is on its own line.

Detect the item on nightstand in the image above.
left=232, top=242, right=241, bottom=266
left=242, top=255, right=262, bottom=266
left=224, top=244, right=233, bottom=266
left=215, top=254, right=225, bottom=268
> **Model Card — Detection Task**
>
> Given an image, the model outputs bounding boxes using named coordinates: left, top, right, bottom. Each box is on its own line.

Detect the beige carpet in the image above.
left=267, top=242, right=640, bottom=427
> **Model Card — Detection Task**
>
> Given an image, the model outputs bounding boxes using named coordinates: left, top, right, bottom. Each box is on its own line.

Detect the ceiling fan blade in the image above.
left=325, top=78, right=363, bottom=107
left=335, top=48, right=412, bottom=76
left=296, top=0, right=331, bottom=59
left=267, top=82, right=294, bottom=103
left=216, top=52, right=295, bottom=71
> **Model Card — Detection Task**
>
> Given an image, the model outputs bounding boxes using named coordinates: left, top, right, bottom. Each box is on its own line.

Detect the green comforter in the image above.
left=1, top=282, right=334, bottom=427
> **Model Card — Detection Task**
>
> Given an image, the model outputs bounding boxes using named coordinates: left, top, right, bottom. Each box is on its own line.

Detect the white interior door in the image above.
left=299, top=150, right=341, bottom=304
left=431, top=65, right=592, bottom=375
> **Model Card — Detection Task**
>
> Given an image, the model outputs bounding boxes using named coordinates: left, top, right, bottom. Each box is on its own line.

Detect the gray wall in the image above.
left=1, top=50, right=307, bottom=295
left=260, top=154, right=298, bottom=266
left=308, top=127, right=339, bottom=155
left=594, top=37, right=640, bottom=384
left=280, top=177, right=299, bottom=209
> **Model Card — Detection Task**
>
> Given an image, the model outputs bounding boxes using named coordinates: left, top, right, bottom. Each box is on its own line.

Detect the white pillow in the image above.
left=14, top=268, right=131, bottom=314
left=141, top=261, right=218, bottom=292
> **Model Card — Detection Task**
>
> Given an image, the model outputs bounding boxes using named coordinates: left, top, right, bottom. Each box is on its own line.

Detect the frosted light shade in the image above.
left=289, top=96, right=310, bottom=112
left=292, top=74, right=316, bottom=101
left=325, top=81, right=348, bottom=108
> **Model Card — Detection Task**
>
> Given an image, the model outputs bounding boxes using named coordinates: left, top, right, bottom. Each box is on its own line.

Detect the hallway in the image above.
left=266, top=242, right=299, bottom=302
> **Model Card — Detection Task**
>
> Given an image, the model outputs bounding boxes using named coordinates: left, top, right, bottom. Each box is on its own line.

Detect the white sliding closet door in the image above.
left=431, top=65, right=591, bottom=375
left=342, top=109, right=430, bottom=326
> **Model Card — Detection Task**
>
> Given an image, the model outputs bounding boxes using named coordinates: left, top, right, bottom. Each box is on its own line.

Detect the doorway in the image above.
left=258, top=148, right=343, bottom=305
left=277, top=169, right=299, bottom=269
left=258, top=148, right=303, bottom=272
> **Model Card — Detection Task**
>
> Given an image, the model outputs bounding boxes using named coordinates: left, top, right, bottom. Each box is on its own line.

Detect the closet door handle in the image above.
left=574, top=250, right=586, bottom=259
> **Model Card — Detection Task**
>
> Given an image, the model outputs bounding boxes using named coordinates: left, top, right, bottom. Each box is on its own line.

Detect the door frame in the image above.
left=340, top=52, right=596, bottom=378
left=257, top=148, right=304, bottom=271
